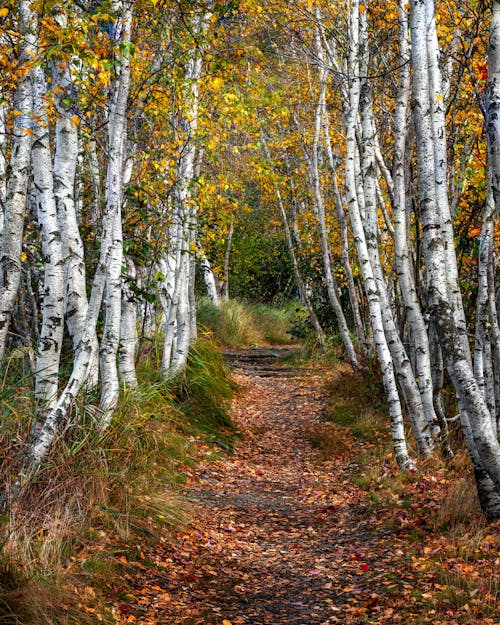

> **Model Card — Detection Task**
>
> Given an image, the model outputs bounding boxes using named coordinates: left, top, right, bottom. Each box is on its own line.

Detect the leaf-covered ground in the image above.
left=114, top=350, right=499, bottom=625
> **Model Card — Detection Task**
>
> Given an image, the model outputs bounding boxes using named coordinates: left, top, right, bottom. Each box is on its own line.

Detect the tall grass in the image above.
left=0, top=334, right=235, bottom=624
left=197, top=298, right=295, bottom=347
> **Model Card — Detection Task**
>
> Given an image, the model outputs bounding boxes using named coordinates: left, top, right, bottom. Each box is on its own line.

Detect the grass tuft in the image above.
left=197, top=298, right=295, bottom=347
left=0, top=334, right=235, bottom=623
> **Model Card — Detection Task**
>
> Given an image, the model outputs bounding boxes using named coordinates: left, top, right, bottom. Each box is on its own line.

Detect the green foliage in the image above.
left=197, top=298, right=296, bottom=347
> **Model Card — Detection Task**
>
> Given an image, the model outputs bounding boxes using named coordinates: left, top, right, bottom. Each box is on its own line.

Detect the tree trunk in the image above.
left=0, top=1, right=37, bottom=362
left=32, top=66, right=65, bottom=413
left=222, top=219, right=234, bottom=301
left=345, top=0, right=414, bottom=470
left=411, top=0, right=500, bottom=514
left=99, top=3, right=132, bottom=426
left=52, top=23, right=99, bottom=387
left=118, top=256, right=138, bottom=387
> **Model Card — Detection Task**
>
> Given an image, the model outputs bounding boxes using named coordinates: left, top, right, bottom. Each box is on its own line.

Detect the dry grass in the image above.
left=196, top=298, right=294, bottom=347
left=432, top=472, right=482, bottom=530
left=305, top=423, right=351, bottom=460
left=0, top=335, right=235, bottom=624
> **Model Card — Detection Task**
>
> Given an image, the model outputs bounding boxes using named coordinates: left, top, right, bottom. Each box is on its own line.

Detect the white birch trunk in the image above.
left=487, top=0, right=500, bottom=220
left=199, top=248, right=220, bottom=306
left=99, top=4, right=132, bottom=425
left=0, top=96, right=6, bottom=242
left=28, top=4, right=135, bottom=467
left=311, top=33, right=359, bottom=369
left=487, top=250, right=500, bottom=430
left=52, top=26, right=99, bottom=388
left=162, top=11, right=211, bottom=375
left=358, top=7, right=432, bottom=455
left=323, top=122, right=366, bottom=350
left=222, top=219, right=234, bottom=301
left=0, top=1, right=37, bottom=362
left=345, top=0, right=414, bottom=470
left=411, top=0, right=500, bottom=515
left=118, top=256, right=138, bottom=387
left=392, top=0, right=440, bottom=444
left=32, top=66, right=65, bottom=412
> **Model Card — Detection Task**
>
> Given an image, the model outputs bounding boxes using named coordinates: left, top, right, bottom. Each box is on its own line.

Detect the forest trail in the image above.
left=117, top=349, right=453, bottom=625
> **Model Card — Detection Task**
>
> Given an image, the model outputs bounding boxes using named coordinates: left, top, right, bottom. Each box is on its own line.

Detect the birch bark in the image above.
left=487, top=0, right=500, bottom=219
left=118, top=256, right=138, bottom=387
left=99, top=3, right=133, bottom=425
left=411, top=0, right=500, bottom=511
left=311, top=29, right=359, bottom=368
left=52, top=17, right=99, bottom=388
left=28, top=3, right=135, bottom=466
left=358, top=7, right=432, bottom=455
left=392, top=0, right=440, bottom=443
left=345, top=0, right=414, bottom=470
left=222, top=219, right=234, bottom=301
left=199, top=248, right=220, bottom=306
left=32, top=66, right=65, bottom=412
left=0, top=0, right=37, bottom=362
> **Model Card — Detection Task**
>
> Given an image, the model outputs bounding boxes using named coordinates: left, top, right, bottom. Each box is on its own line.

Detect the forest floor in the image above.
left=113, top=347, right=500, bottom=625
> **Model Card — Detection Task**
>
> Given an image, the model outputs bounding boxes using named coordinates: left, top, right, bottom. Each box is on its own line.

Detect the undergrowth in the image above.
left=310, top=350, right=500, bottom=623
left=0, top=333, right=235, bottom=624
left=196, top=298, right=296, bottom=347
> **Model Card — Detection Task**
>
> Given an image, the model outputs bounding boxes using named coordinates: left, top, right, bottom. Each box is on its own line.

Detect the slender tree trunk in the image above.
left=27, top=3, right=135, bottom=467
left=487, top=0, right=500, bottom=220
left=323, top=133, right=366, bottom=350
left=31, top=66, right=65, bottom=413
left=0, top=1, right=37, bottom=362
left=118, top=256, right=138, bottom=387
left=392, top=0, right=441, bottom=444
left=358, top=7, right=432, bottom=455
left=411, top=0, right=500, bottom=514
left=474, top=194, right=496, bottom=432
left=345, top=0, right=414, bottom=470
left=52, top=23, right=99, bottom=387
left=0, top=96, right=6, bottom=242
left=199, top=247, right=220, bottom=306
left=222, top=219, right=234, bottom=301
left=99, top=3, right=133, bottom=424
left=310, top=35, right=359, bottom=368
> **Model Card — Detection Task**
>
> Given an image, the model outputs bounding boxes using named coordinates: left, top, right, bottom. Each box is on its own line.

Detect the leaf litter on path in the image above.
left=115, top=350, right=500, bottom=625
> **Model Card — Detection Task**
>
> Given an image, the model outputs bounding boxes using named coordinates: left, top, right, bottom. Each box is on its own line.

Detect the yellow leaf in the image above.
left=71, top=115, right=80, bottom=126
left=0, top=8, right=8, bottom=17
left=21, top=252, right=27, bottom=262
left=222, top=621, right=232, bottom=625
left=359, top=4, right=367, bottom=12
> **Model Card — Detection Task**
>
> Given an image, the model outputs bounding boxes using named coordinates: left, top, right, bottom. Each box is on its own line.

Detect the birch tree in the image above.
left=31, top=65, right=65, bottom=413
left=344, top=0, right=414, bottom=470
left=0, top=1, right=37, bottom=362
left=410, top=0, right=500, bottom=519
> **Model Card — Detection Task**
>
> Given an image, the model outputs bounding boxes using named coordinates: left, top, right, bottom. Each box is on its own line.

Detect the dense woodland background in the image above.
left=1, top=0, right=500, bottom=622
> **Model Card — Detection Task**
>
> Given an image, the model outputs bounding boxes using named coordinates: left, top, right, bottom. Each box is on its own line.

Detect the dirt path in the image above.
left=119, top=349, right=430, bottom=624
